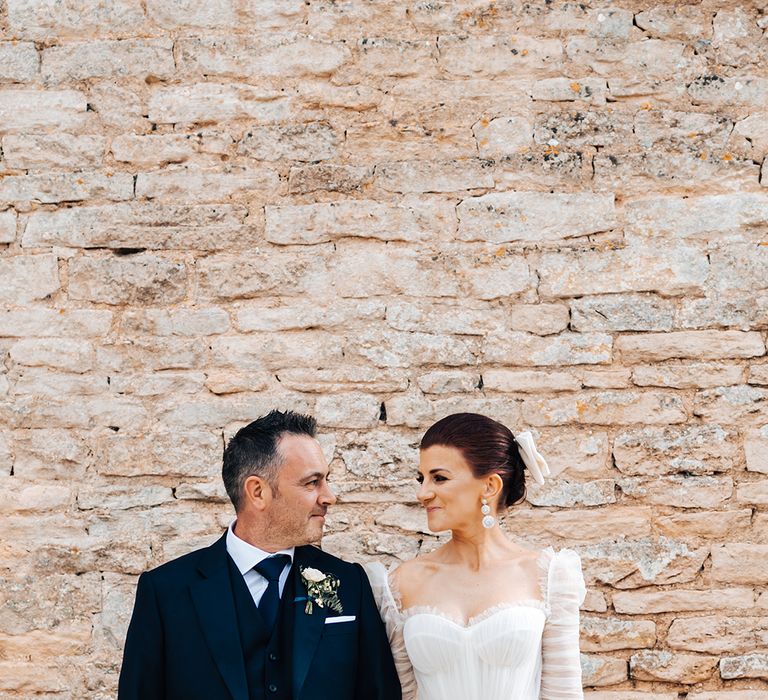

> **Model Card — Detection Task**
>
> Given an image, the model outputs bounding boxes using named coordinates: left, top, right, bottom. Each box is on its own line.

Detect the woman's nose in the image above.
left=417, top=481, right=433, bottom=504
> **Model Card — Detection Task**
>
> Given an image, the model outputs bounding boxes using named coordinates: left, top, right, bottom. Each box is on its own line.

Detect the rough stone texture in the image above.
left=2, top=2, right=768, bottom=697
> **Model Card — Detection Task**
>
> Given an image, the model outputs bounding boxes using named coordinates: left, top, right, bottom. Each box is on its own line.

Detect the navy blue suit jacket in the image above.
left=118, top=534, right=401, bottom=700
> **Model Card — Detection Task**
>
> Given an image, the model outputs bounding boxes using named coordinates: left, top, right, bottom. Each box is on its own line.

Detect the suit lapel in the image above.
left=190, top=534, right=249, bottom=700
left=291, top=547, right=329, bottom=700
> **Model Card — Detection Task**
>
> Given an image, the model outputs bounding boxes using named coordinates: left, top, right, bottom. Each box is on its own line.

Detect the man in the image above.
left=119, top=410, right=401, bottom=700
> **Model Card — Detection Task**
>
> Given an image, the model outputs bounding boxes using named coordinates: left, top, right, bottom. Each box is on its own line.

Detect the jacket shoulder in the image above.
left=142, top=533, right=226, bottom=584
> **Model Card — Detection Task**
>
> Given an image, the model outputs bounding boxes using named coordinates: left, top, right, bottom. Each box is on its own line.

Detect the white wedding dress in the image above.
left=366, top=548, right=586, bottom=700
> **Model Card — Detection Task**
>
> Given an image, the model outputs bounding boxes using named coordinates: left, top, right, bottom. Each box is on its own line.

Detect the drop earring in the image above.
left=481, top=498, right=496, bottom=529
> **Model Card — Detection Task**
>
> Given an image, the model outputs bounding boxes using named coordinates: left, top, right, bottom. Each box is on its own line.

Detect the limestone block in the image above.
left=265, top=198, right=456, bottom=245
left=385, top=300, right=502, bottom=336
left=531, top=78, right=608, bottom=105
left=570, top=294, right=676, bottom=332
left=690, top=692, right=768, bottom=700
left=178, top=34, right=347, bottom=79
left=109, top=371, right=209, bottom=396
left=508, top=304, right=570, bottom=336
left=197, top=250, right=332, bottom=301
left=720, top=653, right=768, bottom=679
left=69, top=254, right=186, bottom=305
left=211, top=332, right=342, bottom=371
left=0, top=42, right=39, bottom=81
left=580, top=369, right=632, bottom=389
left=41, top=39, right=174, bottom=82
left=0, top=482, right=72, bottom=513
left=483, top=331, right=612, bottom=367
left=632, top=363, right=745, bottom=390
left=385, top=394, right=522, bottom=430
left=203, top=371, right=269, bottom=395
left=121, top=308, right=229, bottom=336
left=580, top=654, right=628, bottom=686
left=668, top=615, right=768, bottom=654
left=655, top=510, right=752, bottom=541
left=315, top=393, right=381, bottom=429
left=110, top=133, right=206, bottom=167
left=689, top=75, right=768, bottom=108
left=0, top=254, right=60, bottom=303
left=535, top=430, right=612, bottom=478
left=619, top=475, right=733, bottom=508
left=417, top=370, right=480, bottom=395
left=745, top=426, right=768, bottom=473
left=483, top=369, right=581, bottom=393
left=6, top=0, right=146, bottom=39
left=539, top=244, right=708, bottom=298
left=3, top=134, right=104, bottom=170
left=135, top=166, right=279, bottom=203
left=634, top=110, right=730, bottom=149
left=87, top=80, right=146, bottom=131
left=733, top=113, right=768, bottom=159
left=0, top=89, right=86, bottom=132
left=238, top=122, right=338, bottom=162
left=0, top=620, right=91, bottom=660
left=581, top=615, right=656, bottom=652
left=458, top=192, right=615, bottom=244
left=288, top=163, right=372, bottom=194
left=33, top=535, right=152, bottom=575
left=236, top=299, right=383, bottom=333
left=343, top=122, right=472, bottom=162
left=586, top=694, right=676, bottom=700
left=0, top=661, right=68, bottom=693
left=613, top=587, right=755, bottom=614
left=694, top=385, right=768, bottom=423
left=536, top=111, right=633, bottom=150
left=523, top=390, right=687, bottom=426
left=97, top=339, right=206, bottom=371
left=712, top=544, right=768, bottom=584
left=527, top=479, right=616, bottom=507
left=625, top=192, right=768, bottom=239
left=96, top=430, right=220, bottom=477
left=0, top=430, right=11, bottom=474
left=0, top=171, right=133, bottom=205
left=461, top=253, right=533, bottom=301
left=24, top=202, right=254, bottom=251
left=613, top=424, right=738, bottom=476
left=337, top=430, right=418, bottom=481
left=680, top=290, right=768, bottom=331
left=578, top=538, right=708, bottom=589
left=148, top=84, right=291, bottom=124
left=635, top=6, right=713, bottom=40
left=0, top=210, right=17, bottom=243
left=349, top=329, right=476, bottom=369
left=375, top=504, right=429, bottom=534
left=511, top=507, right=652, bottom=543
left=352, top=38, right=436, bottom=78
left=630, top=650, right=718, bottom=683
left=77, top=485, right=174, bottom=511
left=276, top=367, right=407, bottom=394
left=9, top=338, right=93, bottom=373
left=375, top=158, right=494, bottom=193
left=737, top=479, right=768, bottom=505
left=750, top=365, right=768, bottom=386
left=472, top=116, right=533, bottom=157
left=147, top=0, right=304, bottom=29
left=175, top=482, right=229, bottom=502
left=708, top=243, right=768, bottom=293
left=12, top=367, right=108, bottom=396
left=437, top=35, right=563, bottom=77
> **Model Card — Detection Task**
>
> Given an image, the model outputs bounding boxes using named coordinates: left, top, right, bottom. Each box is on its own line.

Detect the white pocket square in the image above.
left=325, top=615, right=356, bottom=624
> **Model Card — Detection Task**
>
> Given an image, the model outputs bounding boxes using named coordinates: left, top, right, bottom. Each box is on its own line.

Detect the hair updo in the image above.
left=420, top=412, right=527, bottom=508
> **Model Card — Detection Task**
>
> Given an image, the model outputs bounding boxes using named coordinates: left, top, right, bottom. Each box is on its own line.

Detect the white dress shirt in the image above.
left=226, top=522, right=294, bottom=608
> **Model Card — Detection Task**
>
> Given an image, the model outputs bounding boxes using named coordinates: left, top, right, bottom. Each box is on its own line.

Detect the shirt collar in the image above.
left=226, top=521, right=295, bottom=576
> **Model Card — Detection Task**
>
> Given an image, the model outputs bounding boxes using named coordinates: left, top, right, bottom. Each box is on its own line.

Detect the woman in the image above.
left=366, top=413, right=586, bottom=700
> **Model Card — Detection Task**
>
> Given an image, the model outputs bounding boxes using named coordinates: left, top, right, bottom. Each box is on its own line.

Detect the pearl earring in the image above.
left=481, top=498, right=496, bottom=529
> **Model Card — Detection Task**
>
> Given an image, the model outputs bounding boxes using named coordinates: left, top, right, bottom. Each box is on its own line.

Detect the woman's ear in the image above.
left=484, top=473, right=504, bottom=502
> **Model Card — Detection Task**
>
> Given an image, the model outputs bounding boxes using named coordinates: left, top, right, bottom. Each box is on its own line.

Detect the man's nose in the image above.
left=319, top=479, right=336, bottom=506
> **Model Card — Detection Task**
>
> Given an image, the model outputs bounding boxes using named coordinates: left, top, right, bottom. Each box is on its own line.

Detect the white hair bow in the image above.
left=515, top=431, right=551, bottom=485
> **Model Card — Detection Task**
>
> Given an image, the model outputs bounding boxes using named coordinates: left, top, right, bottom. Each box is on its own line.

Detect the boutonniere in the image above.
left=299, top=566, right=343, bottom=615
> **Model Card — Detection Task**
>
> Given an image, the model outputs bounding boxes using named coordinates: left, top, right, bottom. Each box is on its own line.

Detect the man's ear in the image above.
left=242, top=475, right=272, bottom=511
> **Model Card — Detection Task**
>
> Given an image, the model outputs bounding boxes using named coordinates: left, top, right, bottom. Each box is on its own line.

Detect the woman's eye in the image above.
left=416, top=476, right=423, bottom=484
left=434, top=475, right=447, bottom=482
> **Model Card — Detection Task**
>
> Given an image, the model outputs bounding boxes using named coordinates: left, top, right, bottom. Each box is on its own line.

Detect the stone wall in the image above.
left=1, top=0, right=767, bottom=697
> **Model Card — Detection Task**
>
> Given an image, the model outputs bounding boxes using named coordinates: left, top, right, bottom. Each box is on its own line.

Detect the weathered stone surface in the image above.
left=483, top=368, right=580, bottom=393
left=655, top=510, right=753, bottom=541
left=77, top=484, right=174, bottom=511
left=315, top=393, right=380, bottom=429
left=750, top=365, right=768, bottom=386
left=668, top=615, right=768, bottom=654
left=42, top=39, right=174, bottom=82
left=745, top=425, right=768, bottom=473
left=375, top=159, right=494, bottom=193
left=349, top=329, right=476, bottom=369
left=287, top=163, right=372, bottom=194
left=631, top=650, right=718, bottom=683
left=720, top=653, right=768, bottom=680
left=737, top=479, right=768, bottom=505
left=617, top=331, right=765, bottom=362
left=523, top=391, right=687, bottom=426
left=3, top=134, right=104, bottom=170
left=694, top=385, right=768, bottom=423
left=570, top=294, right=675, bottom=332
left=238, top=122, right=338, bottom=162
left=581, top=654, right=628, bottom=686
left=473, top=116, right=533, bottom=157
left=417, top=370, right=479, bottom=395
left=619, top=475, right=733, bottom=508
left=536, top=430, right=611, bottom=478
left=634, top=110, right=730, bottom=149
left=275, top=367, right=406, bottom=394
left=708, top=243, right=768, bottom=294
left=613, top=588, right=755, bottom=615
left=437, top=35, right=563, bottom=77
left=457, top=192, right=615, bottom=243
left=689, top=693, right=768, bottom=700
left=509, top=304, right=570, bottom=336
left=235, top=300, right=382, bottom=334
left=265, top=199, right=456, bottom=245
left=0, top=42, right=39, bottom=82
left=0, top=210, right=16, bottom=243
left=136, top=166, right=279, bottom=202
left=712, top=544, right=768, bottom=584
left=121, top=308, right=229, bottom=337
left=0, top=89, right=86, bottom=132
left=9, top=338, right=93, bottom=373
left=68, top=254, right=187, bottom=305
left=211, top=332, right=342, bottom=371
left=0, top=172, right=133, bottom=205
left=613, top=424, right=737, bottom=476
left=531, top=78, right=608, bottom=104
left=512, top=507, right=651, bottom=543
left=539, top=244, right=708, bottom=298
left=111, top=131, right=233, bottom=166
left=632, top=363, right=745, bottom=389
left=0, top=481, right=72, bottom=513
left=148, top=83, right=291, bottom=124
left=0, top=254, right=60, bottom=303
left=483, top=331, right=612, bottom=367
left=375, top=504, right=429, bottom=534
left=581, top=615, right=656, bottom=652
left=526, top=479, right=616, bottom=508
left=97, top=339, right=206, bottom=371
left=635, top=6, right=713, bottom=40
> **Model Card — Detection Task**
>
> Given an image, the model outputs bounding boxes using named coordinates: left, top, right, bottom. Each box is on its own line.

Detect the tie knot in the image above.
left=254, top=554, right=290, bottom=582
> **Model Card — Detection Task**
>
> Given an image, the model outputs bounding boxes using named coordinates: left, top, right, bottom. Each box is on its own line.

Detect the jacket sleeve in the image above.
left=353, top=563, right=403, bottom=700
left=118, top=572, right=165, bottom=700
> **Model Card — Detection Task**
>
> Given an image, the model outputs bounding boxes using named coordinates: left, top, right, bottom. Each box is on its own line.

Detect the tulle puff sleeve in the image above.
left=364, top=562, right=419, bottom=700
left=540, top=548, right=587, bottom=700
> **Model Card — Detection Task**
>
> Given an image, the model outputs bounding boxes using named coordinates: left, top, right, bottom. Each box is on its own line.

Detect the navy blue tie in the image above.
left=254, top=554, right=291, bottom=630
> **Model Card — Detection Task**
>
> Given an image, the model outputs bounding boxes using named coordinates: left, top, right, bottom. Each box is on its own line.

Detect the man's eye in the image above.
left=307, top=480, right=319, bottom=487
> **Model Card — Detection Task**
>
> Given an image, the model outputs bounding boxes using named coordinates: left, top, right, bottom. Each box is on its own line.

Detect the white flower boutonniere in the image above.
left=300, top=566, right=343, bottom=615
